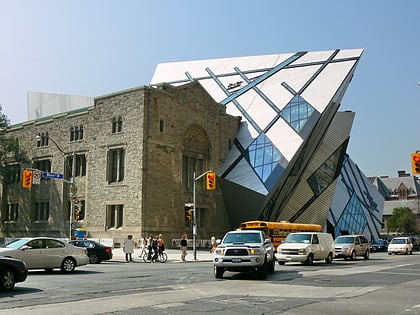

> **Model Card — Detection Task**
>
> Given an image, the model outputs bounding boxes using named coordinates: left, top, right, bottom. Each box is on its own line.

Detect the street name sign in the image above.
left=42, top=172, right=64, bottom=179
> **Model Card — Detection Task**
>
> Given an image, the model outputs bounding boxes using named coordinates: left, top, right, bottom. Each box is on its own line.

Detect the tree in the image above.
left=388, top=207, right=417, bottom=234
left=0, top=105, right=29, bottom=181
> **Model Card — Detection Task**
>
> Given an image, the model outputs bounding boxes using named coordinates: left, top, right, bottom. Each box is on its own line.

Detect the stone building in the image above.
left=0, top=82, right=241, bottom=245
left=370, top=172, right=420, bottom=236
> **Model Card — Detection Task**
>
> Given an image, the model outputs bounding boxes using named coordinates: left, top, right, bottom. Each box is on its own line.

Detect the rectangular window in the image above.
left=4, top=203, right=18, bottom=222
left=112, top=117, right=123, bottom=133
left=108, top=148, right=125, bottom=183
left=106, top=204, right=123, bottom=229
left=65, top=154, right=87, bottom=178
left=34, top=159, right=51, bottom=172
left=182, top=155, right=204, bottom=191
left=5, top=164, right=20, bottom=184
left=34, top=202, right=50, bottom=221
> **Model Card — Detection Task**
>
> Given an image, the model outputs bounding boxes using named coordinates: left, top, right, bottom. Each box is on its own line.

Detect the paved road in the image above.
left=2, top=252, right=420, bottom=314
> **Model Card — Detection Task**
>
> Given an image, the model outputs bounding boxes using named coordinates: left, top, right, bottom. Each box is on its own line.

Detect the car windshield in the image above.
left=335, top=236, right=355, bottom=244
left=373, top=240, right=386, bottom=244
left=3, top=238, right=28, bottom=249
left=223, top=233, right=261, bottom=244
left=284, top=234, right=312, bottom=244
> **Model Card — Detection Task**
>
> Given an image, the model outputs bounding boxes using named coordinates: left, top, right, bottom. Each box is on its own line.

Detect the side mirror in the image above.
left=20, top=245, right=31, bottom=250
left=216, top=239, right=221, bottom=245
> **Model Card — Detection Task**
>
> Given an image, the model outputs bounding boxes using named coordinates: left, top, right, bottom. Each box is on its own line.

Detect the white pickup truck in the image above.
left=212, top=230, right=275, bottom=279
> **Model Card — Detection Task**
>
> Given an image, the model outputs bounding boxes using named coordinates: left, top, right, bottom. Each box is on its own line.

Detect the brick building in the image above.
left=0, top=82, right=241, bottom=245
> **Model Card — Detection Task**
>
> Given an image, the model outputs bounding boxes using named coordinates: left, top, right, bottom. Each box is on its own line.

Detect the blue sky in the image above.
left=1, top=0, right=419, bottom=177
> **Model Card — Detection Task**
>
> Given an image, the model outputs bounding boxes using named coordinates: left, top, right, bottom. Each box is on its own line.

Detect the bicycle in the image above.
left=143, top=248, right=167, bottom=263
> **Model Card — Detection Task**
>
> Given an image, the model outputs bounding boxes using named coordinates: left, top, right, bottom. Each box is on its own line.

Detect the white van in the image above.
left=275, top=232, right=334, bottom=265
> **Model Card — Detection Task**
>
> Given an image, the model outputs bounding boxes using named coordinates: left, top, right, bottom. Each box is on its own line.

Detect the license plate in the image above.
left=232, top=258, right=241, bottom=263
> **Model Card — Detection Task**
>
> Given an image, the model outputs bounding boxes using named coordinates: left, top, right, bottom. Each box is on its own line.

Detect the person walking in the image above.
left=123, top=234, right=135, bottom=262
left=180, top=234, right=188, bottom=262
left=211, top=235, right=217, bottom=253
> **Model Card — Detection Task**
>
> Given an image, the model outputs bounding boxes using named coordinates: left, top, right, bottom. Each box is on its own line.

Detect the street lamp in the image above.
left=36, top=134, right=74, bottom=240
left=192, top=170, right=213, bottom=260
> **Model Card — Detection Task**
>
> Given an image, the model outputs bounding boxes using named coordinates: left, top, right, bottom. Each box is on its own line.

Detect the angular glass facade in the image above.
left=151, top=49, right=384, bottom=240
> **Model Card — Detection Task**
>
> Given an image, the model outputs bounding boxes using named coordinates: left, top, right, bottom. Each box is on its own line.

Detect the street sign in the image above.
left=32, top=170, right=42, bottom=185
left=42, top=172, right=64, bottom=179
left=71, top=195, right=79, bottom=203
left=70, top=184, right=78, bottom=195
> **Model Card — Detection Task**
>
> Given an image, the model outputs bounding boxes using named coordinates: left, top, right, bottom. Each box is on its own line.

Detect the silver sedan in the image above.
left=0, top=237, right=89, bottom=272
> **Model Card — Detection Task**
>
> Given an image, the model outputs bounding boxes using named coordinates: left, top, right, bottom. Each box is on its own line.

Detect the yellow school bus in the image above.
left=239, top=220, right=323, bottom=249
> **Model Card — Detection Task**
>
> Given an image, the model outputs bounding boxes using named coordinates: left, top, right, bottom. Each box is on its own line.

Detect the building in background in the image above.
left=1, top=49, right=385, bottom=244
left=371, top=171, right=420, bottom=236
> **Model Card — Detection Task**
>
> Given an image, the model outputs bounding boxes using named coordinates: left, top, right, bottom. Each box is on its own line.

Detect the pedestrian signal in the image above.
left=22, top=170, right=33, bottom=188
left=185, top=209, right=193, bottom=221
left=205, top=171, right=216, bottom=190
left=411, top=152, right=420, bottom=175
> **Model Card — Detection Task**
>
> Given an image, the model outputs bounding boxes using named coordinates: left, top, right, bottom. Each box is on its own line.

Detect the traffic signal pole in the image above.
left=192, top=170, right=213, bottom=260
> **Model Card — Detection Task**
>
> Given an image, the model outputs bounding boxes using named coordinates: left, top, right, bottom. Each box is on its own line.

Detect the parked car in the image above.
left=0, top=237, right=89, bottom=272
left=0, top=257, right=28, bottom=291
left=370, top=239, right=388, bottom=252
left=388, top=237, right=413, bottom=255
left=276, top=232, right=335, bottom=265
left=213, top=230, right=275, bottom=279
left=70, top=240, right=113, bottom=264
left=334, top=235, right=370, bottom=260
left=408, top=236, right=420, bottom=251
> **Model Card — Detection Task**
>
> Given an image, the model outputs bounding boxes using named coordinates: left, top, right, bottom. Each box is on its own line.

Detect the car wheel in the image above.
left=89, top=254, right=99, bottom=264
left=350, top=251, right=356, bottom=261
left=61, top=257, right=76, bottom=272
left=388, top=252, right=392, bottom=255
left=0, top=269, right=15, bottom=291
left=364, top=250, right=370, bottom=260
left=305, top=254, right=314, bottom=265
left=258, top=258, right=268, bottom=278
left=268, top=259, right=275, bottom=273
left=325, top=253, right=333, bottom=264
left=214, top=266, right=224, bottom=279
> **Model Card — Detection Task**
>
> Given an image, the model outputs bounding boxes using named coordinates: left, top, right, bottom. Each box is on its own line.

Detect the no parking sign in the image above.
left=32, top=170, right=41, bottom=185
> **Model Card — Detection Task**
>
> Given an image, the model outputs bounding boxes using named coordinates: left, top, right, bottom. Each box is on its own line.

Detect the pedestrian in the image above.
left=211, top=235, right=217, bottom=253
left=151, top=235, right=159, bottom=262
left=147, top=234, right=154, bottom=260
left=123, top=234, right=135, bottom=262
left=138, top=234, right=146, bottom=258
left=180, top=234, right=188, bottom=262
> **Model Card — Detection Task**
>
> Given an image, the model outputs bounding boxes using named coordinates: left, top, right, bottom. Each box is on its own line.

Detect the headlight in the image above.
left=215, top=248, right=225, bottom=255
left=298, top=248, right=306, bottom=255
left=250, top=248, right=261, bottom=255
left=277, top=248, right=282, bottom=254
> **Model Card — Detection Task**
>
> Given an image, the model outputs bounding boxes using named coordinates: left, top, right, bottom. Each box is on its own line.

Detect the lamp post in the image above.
left=192, top=170, right=213, bottom=260
left=36, top=134, right=74, bottom=240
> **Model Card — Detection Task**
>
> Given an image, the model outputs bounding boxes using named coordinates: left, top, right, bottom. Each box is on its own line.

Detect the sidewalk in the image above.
left=111, top=247, right=213, bottom=263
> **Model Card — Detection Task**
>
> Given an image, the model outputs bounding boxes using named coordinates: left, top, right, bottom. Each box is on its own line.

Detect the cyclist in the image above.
left=158, top=234, right=165, bottom=256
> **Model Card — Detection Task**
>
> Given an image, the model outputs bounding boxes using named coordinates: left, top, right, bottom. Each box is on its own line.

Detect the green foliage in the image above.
left=0, top=105, right=29, bottom=179
left=388, top=207, right=417, bottom=234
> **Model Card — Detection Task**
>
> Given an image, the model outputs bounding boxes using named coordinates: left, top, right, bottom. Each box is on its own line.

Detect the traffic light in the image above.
left=22, top=169, right=33, bottom=188
left=205, top=171, right=216, bottom=190
left=185, top=209, right=193, bottom=221
left=75, top=208, right=81, bottom=221
left=411, top=152, right=420, bottom=175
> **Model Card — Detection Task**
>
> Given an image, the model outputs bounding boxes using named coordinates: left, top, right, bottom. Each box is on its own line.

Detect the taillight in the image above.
left=105, top=248, right=111, bottom=254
